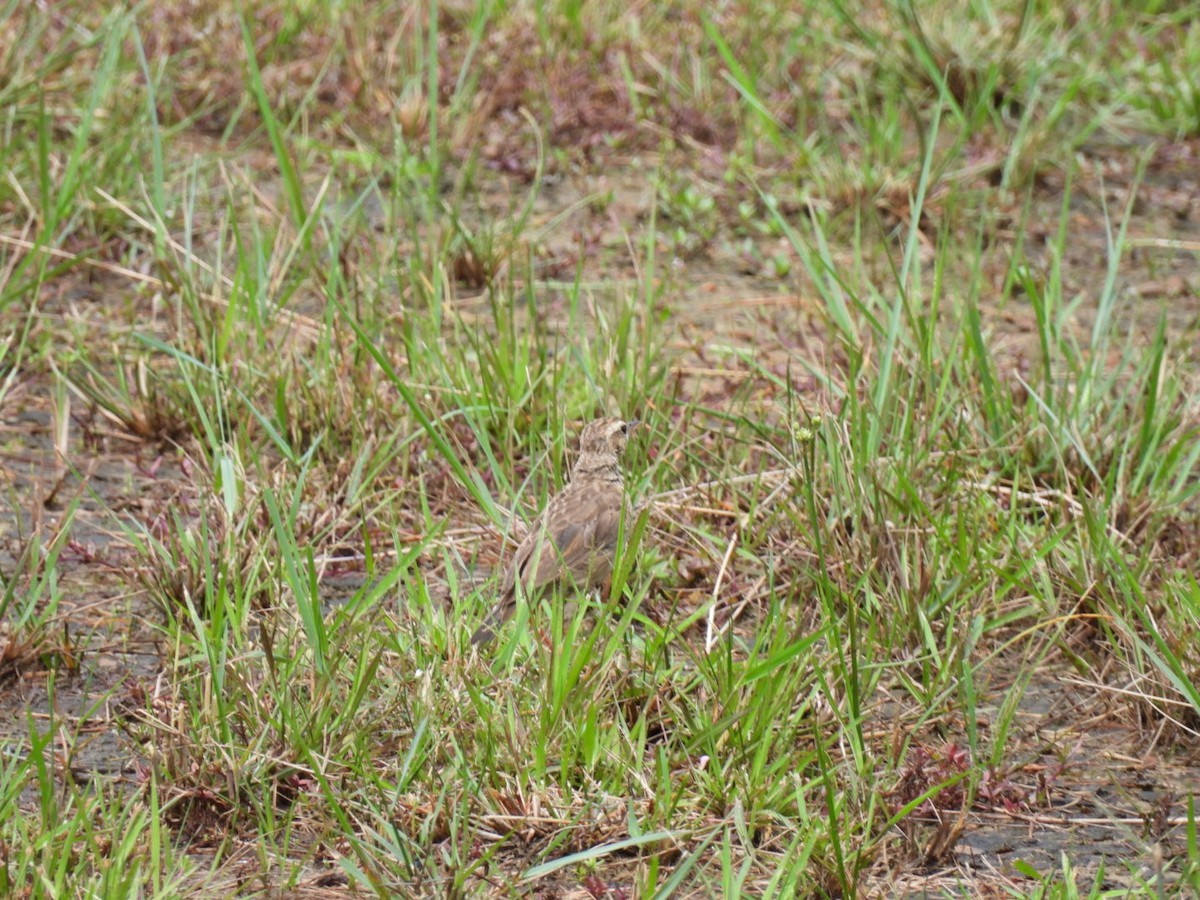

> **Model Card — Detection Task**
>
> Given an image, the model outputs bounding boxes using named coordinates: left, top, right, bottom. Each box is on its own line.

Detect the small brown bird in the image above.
left=472, top=417, right=640, bottom=645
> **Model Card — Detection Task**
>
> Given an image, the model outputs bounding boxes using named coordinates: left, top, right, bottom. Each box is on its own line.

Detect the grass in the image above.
left=2, top=0, right=1200, bottom=897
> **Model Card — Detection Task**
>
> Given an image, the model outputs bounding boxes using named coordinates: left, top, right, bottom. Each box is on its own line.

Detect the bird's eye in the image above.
left=620, top=422, right=628, bottom=435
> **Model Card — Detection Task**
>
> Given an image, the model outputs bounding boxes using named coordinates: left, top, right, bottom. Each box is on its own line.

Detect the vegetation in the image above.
left=2, top=0, right=1199, bottom=896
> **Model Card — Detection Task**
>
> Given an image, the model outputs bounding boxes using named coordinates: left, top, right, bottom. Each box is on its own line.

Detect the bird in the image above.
left=471, top=416, right=640, bottom=645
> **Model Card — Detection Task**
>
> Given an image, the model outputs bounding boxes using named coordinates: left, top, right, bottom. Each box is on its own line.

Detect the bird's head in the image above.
left=575, top=417, right=640, bottom=471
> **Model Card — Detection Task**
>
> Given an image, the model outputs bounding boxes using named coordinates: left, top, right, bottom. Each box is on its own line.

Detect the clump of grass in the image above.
left=62, top=354, right=193, bottom=445
left=0, top=727, right=198, bottom=897
left=0, top=487, right=81, bottom=684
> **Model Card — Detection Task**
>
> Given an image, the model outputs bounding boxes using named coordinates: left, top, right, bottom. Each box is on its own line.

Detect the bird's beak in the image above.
left=626, top=419, right=641, bottom=431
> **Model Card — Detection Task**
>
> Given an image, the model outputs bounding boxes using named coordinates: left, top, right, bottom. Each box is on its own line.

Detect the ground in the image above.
left=2, top=2, right=1200, bottom=898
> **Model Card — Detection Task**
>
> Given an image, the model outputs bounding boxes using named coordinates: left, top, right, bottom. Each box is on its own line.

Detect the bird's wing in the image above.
left=515, top=486, right=625, bottom=594
left=474, top=486, right=626, bottom=645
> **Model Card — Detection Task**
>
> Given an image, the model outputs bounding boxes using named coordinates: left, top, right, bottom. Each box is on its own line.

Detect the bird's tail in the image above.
left=470, top=617, right=498, bottom=645
left=470, top=598, right=508, bottom=645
